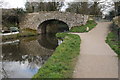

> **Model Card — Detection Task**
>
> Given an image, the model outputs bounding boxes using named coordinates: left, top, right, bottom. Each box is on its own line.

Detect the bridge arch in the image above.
left=37, top=19, right=69, bottom=34
left=19, top=11, right=89, bottom=31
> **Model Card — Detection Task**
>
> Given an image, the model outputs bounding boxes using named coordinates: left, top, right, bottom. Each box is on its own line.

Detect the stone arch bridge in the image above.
left=19, top=11, right=88, bottom=33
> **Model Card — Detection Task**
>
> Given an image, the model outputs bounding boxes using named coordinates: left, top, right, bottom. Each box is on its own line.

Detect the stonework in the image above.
left=19, top=11, right=89, bottom=32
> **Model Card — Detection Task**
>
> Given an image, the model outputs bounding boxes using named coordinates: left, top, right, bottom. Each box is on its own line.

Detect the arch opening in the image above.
left=38, top=19, right=69, bottom=34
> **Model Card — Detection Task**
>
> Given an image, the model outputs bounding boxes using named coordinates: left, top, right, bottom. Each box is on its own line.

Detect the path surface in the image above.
left=73, top=22, right=118, bottom=78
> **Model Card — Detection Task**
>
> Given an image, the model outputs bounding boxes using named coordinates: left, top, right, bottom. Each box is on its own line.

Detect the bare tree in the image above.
left=25, top=1, right=63, bottom=12
left=89, top=2, right=102, bottom=16
left=114, top=1, right=120, bottom=16
left=66, top=2, right=82, bottom=13
left=66, top=2, right=94, bottom=15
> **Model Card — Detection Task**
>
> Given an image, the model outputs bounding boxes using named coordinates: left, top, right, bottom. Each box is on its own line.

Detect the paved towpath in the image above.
left=73, top=22, right=118, bottom=78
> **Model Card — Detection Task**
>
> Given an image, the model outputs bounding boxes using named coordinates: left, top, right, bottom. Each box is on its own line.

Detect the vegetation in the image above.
left=70, top=20, right=97, bottom=33
left=66, top=2, right=102, bottom=15
left=114, top=2, right=120, bottom=16
left=2, top=8, right=26, bottom=29
left=106, top=32, right=120, bottom=55
left=66, top=2, right=89, bottom=14
left=2, top=28, right=38, bottom=40
left=106, top=24, right=120, bottom=56
left=2, top=15, right=19, bottom=28
left=33, top=33, right=80, bottom=78
left=25, top=2, right=63, bottom=13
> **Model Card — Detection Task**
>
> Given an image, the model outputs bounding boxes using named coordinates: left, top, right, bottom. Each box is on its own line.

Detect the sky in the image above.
left=98, top=0, right=115, bottom=15
left=61, top=0, right=74, bottom=11
left=0, top=0, right=27, bottom=9
left=0, top=0, right=116, bottom=15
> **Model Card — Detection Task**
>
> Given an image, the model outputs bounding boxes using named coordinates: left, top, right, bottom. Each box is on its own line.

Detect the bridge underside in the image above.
left=38, top=19, right=69, bottom=34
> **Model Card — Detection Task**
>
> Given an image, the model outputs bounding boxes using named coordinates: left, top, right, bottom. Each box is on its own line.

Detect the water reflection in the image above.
left=38, top=34, right=58, bottom=50
left=1, top=34, right=58, bottom=78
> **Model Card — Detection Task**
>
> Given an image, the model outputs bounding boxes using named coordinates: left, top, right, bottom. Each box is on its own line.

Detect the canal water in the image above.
left=1, top=34, right=60, bottom=78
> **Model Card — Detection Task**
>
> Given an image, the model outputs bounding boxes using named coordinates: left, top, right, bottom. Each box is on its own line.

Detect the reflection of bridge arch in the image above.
left=2, top=35, right=56, bottom=61
left=38, top=34, right=58, bottom=50
left=38, top=19, right=69, bottom=34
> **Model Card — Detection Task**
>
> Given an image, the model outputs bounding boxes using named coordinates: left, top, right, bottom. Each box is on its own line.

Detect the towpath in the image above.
left=73, top=22, right=118, bottom=78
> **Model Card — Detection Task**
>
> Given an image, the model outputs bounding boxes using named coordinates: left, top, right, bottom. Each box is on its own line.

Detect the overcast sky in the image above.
left=0, top=0, right=27, bottom=8
left=0, top=0, right=116, bottom=15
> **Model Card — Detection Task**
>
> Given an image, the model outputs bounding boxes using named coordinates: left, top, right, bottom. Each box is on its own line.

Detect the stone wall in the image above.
left=19, top=11, right=89, bottom=32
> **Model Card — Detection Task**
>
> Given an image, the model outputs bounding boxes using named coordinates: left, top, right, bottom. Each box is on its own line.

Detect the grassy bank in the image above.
left=33, top=33, right=80, bottom=78
left=2, top=28, right=38, bottom=40
left=106, top=28, right=120, bottom=56
left=70, top=20, right=97, bottom=33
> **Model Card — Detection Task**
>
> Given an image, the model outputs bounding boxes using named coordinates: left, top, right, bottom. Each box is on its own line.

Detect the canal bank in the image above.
left=1, top=20, right=96, bottom=78
left=32, top=20, right=97, bottom=78
left=33, top=33, right=81, bottom=78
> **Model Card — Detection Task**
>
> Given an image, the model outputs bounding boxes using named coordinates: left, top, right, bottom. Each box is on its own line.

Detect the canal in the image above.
left=1, top=19, right=69, bottom=78
left=1, top=34, right=61, bottom=78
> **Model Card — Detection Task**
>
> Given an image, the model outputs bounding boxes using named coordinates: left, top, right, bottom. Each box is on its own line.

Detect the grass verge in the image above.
left=33, top=33, right=80, bottom=78
left=2, top=28, right=38, bottom=40
left=106, top=31, right=120, bottom=56
left=70, top=20, right=97, bottom=33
